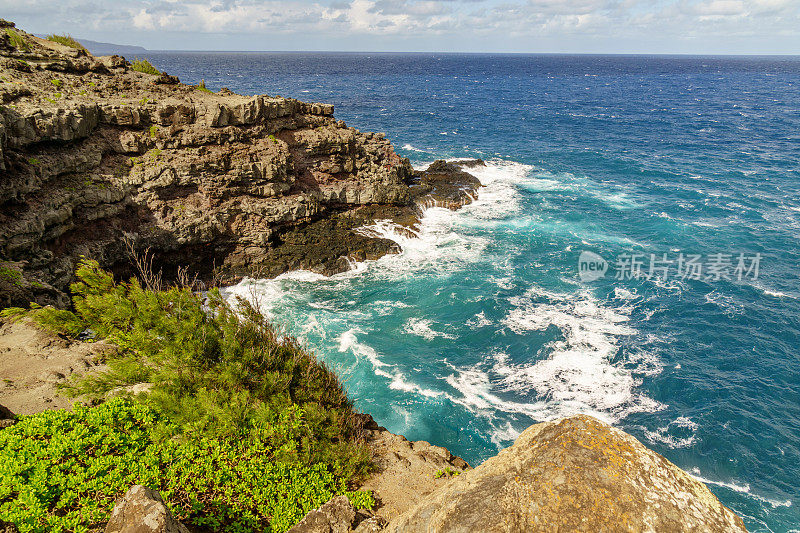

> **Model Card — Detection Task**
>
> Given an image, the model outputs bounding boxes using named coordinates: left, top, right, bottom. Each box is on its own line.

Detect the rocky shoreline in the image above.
left=0, top=21, right=748, bottom=532
left=0, top=20, right=481, bottom=308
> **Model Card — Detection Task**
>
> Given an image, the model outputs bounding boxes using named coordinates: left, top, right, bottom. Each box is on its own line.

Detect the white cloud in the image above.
left=2, top=0, right=799, bottom=51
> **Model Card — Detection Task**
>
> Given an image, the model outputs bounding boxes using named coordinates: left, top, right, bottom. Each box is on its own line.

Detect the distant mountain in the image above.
left=77, top=39, right=148, bottom=56
left=34, top=34, right=148, bottom=56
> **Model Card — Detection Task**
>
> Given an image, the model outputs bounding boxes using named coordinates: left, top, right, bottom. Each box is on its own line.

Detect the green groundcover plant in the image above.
left=0, top=259, right=374, bottom=532
left=0, top=399, right=373, bottom=532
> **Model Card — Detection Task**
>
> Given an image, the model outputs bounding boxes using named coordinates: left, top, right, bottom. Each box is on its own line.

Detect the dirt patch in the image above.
left=0, top=319, right=111, bottom=415
left=357, top=415, right=470, bottom=523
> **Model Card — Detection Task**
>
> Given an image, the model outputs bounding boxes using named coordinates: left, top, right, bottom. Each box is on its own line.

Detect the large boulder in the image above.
left=288, top=495, right=384, bottom=533
left=105, top=485, right=189, bottom=533
left=386, top=415, right=746, bottom=533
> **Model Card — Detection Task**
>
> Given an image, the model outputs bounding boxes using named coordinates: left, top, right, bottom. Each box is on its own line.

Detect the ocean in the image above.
left=145, top=52, right=800, bottom=531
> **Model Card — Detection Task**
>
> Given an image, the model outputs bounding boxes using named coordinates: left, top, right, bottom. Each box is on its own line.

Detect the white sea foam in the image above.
left=753, top=283, right=799, bottom=300
left=223, top=158, right=662, bottom=431
left=466, top=311, right=493, bottom=329
left=401, top=143, right=427, bottom=152
left=644, top=417, right=699, bottom=448
left=704, top=290, right=745, bottom=316
left=462, top=286, right=666, bottom=422
left=690, top=468, right=792, bottom=509
left=337, top=328, right=443, bottom=398
left=355, top=209, right=489, bottom=278
left=489, top=420, right=522, bottom=449
left=403, top=318, right=456, bottom=340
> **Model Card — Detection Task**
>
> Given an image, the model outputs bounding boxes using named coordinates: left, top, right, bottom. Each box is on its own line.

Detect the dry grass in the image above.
left=46, top=34, right=86, bottom=51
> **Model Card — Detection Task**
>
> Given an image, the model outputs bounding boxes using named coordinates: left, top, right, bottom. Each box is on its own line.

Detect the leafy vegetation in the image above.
left=0, top=265, right=22, bottom=287
left=50, top=79, right=62, bottom=88
left=46, top=34, right=86, bottom=51
left=196, top=79, right=213, bottom=93
left=149, top=124, right=158, bottom=138
left=0, top=399, right=373, bottom=532
left=4, top=29, right=29, bottom=51
left=434, top=467, right=461, bottom=479
left=131, top=58, right=160, bottom=75
left=0, top=259, right=374, bottom=531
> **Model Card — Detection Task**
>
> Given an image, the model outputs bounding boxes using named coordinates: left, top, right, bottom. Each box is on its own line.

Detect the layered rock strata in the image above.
left=0, top=22, right=481, bottom=308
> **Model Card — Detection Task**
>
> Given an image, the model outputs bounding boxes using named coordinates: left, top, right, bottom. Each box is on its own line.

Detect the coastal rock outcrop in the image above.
left=0, top=22, right=482, bottom=308
left=105, top=485, right=189, bottom=533
left=0, top=401, right=15, bottom=428
left=386, top=415, right=747, bottom=533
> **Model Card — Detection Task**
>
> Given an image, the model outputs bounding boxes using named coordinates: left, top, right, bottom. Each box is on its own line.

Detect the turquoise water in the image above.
left=148, top=53, right=800, bottom=531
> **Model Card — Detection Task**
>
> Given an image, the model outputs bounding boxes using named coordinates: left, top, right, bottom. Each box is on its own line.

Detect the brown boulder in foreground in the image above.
left=105, top=485, right=189, bottom=533
left=387, top=415, right=746, bottom=533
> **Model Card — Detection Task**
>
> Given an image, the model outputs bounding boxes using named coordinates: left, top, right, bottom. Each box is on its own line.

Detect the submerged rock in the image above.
left=410, top=159, right=483, bottom=211
left=387, top=415, right=746, bottom=533
left=105, top=485, right=189, bottom=533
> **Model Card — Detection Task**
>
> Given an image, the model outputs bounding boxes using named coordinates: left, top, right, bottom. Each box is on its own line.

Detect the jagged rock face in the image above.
left=105, top=485, right=189, bottom=533
left=355, top=414, right=470, bottom=524
left=386, top=415, right=747, bottom=533
left=0, top=24, right=416, bottom=307
left=288, top=495, right=386, bottom=533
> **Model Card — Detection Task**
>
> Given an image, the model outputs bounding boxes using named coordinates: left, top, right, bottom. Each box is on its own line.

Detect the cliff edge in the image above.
left=386, top=416, right=746, bottom=532
left=0, top=21, right=478, bottom=308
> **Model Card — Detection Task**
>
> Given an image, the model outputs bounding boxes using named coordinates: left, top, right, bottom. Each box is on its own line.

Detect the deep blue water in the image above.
left=146, top=52, right=800, bottom=531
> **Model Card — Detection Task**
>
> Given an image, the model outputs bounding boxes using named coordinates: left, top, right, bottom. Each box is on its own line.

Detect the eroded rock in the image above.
left=105, top=485, right=189, bottom=533
left=0, top=402, right=15, bottom=428
left=387, top=415, right=747, bottom=533
left=289, top=495, right=387, bottom=533
left=0, top=22, right=482, bottom=308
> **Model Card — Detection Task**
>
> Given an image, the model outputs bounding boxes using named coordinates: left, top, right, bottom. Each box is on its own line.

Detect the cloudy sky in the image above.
left=3, top=0, right=799, bottom=53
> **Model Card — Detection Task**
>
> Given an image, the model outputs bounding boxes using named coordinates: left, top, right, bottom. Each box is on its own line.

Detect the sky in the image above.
left=2, top=0, right=799, bottom=54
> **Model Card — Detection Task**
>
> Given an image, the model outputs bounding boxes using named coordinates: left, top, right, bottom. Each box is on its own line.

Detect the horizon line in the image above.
left=136, top=49, right=800, bottom=58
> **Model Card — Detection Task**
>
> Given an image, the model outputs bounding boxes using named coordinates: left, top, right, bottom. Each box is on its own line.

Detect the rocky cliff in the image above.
left=386, top=416, right=747, bottom=532
left=0, top=21, right=479, bottom=308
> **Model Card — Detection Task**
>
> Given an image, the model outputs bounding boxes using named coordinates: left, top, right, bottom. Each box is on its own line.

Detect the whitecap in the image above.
left=644, top=417, right=698, bottom=448
left=337, top=329, right=443, bottom=398
left=401, top=143, right=427, bottom=153
left=690, top=468, right=792, bottom=509
left=403, top=317, right=456, bottom=340
left=466, top=311, right=493, bottom=329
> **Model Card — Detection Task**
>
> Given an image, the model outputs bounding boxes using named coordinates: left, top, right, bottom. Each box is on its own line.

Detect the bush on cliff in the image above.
left=46, top=34, right=86, bottom=51
left=0, top=259, right=373, bottom=532
left=131, top=58, right=160, bottom=75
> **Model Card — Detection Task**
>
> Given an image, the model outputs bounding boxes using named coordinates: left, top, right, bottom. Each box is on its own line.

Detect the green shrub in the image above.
left=131, top=58, right=160, bottom=75
left=0, top=266, right=22, bottom=286
left=46, top=34, right=86, bottom=51
left=4, top=29, right=29, bottom=51
left=50, top=79, right=62, bottom=88
left=434, top=467, right=461, bottom=479
left=195, top=79, right=212, bottom=93
left=0, top=258, right=374, bottom=530
left=0, top=398, right=374, bottom=532
left=149, top=124, right=158, bottom=138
